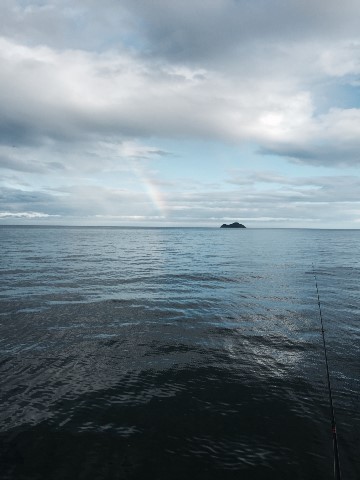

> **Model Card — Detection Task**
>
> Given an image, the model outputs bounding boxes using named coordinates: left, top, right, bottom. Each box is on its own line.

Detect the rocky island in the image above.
left=220, top=222, right=246, bottom=228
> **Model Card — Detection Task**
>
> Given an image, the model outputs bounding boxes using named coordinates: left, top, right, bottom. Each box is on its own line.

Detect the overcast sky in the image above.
left=1, top=0, right=360, bottom=227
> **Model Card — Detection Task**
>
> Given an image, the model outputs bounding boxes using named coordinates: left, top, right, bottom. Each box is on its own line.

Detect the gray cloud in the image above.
left=1, top=35, right=359, bottom=168
left=3, top=1, right=360, bottom=58
left=2, top=168, right=360, bottom=227
left=259, top=136, right=360, bottom=167
left=0, top=153, right=45, bottom=173
left=227, top=170, right=360, bottom=200
left=259, top=144, right=360, bottom=166
left=117, top=0, right=360, bottom=65
left=0, top=151, right=66, bottom=173
left=0, top=187, right=58, bottom=209
left=1, top=2, right=360, bottom=166
left=1, top=1, right=360, bottom=226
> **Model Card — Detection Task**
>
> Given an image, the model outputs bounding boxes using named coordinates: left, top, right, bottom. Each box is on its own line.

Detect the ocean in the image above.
left=0, top=226, right=359, bottom=479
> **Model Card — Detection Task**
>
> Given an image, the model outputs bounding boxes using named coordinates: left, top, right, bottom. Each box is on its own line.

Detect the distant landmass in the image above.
left=220, top=222, right=246, bottom=228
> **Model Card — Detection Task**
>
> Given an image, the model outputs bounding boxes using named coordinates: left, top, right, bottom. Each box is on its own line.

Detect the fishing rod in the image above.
left=312, top=264, right=341, bottom=480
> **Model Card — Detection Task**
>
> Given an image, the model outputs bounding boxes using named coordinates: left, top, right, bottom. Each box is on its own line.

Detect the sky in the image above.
left=1, top=0, right=360, bottom=228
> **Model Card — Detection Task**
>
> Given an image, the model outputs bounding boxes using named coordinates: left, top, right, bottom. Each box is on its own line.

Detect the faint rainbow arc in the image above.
left=131, top=163, right=167, bottom=216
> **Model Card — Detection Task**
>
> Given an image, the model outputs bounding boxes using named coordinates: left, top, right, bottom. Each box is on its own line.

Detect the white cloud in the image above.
left=1, top=1, right=360, bottom=226
left=259, top=108, right=360, bottom=165
left=320, top=42, right=360, bottom=77
left=0, top=211, right=57, bottom=218
left=1, top=31, right=360, bottom=168
left=2, top=169, right=360, bottom=227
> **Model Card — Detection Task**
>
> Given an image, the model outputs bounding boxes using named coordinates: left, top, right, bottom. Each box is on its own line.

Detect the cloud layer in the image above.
left=1, top=1, right=360, bottom=226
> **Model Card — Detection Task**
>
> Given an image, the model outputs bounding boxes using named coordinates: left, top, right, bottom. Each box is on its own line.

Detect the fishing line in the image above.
left=312, top=264, right=341, bottom=480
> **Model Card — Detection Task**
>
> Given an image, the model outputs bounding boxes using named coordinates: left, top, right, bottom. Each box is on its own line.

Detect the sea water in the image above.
left=0, top=226, right=359, bottom=479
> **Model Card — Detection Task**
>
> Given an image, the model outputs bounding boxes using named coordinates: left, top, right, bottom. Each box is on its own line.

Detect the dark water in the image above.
left=0, top=226, right=359, bottom=480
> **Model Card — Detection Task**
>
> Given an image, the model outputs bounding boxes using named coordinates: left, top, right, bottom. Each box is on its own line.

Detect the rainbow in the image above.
left=132, top=163, right=167, bottom=216
left=143, top=178, right=167, bottom=216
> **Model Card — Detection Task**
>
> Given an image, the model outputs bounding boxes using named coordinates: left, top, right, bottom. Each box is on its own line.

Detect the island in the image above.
left=220, top=222, right=246, bottom=228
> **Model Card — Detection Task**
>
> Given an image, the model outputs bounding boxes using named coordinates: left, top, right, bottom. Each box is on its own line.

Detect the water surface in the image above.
left=0, top=227, right=359, bottom=479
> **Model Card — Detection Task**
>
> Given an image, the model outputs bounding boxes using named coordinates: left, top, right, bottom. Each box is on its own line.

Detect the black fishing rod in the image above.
left=312, top=264, right=341, bottom=480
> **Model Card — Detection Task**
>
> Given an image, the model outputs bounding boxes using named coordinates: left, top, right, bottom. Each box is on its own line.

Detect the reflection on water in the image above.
left=0, top=227, right=359, bottom=479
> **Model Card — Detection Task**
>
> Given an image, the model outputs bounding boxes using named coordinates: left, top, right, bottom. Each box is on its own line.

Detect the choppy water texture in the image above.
left=0, top=226, right=359, bottom=480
